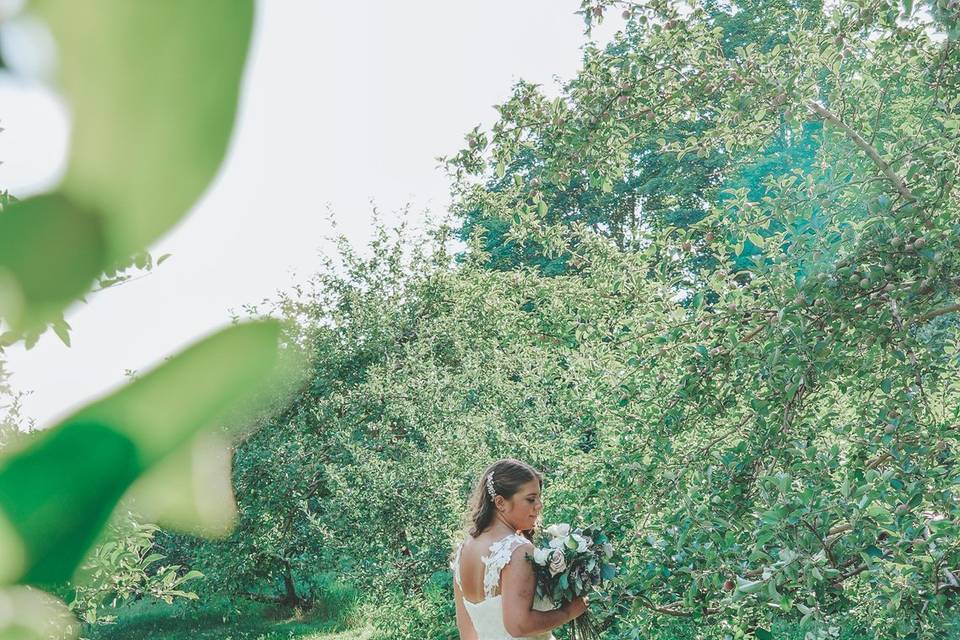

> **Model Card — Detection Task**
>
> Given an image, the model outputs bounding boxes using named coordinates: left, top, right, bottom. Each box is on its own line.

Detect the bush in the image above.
left=368, top=571, right=457, bottom=640
left=301, top=572, right=360, bottom=626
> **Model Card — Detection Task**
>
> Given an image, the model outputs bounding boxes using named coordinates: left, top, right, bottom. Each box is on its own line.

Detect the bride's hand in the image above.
left=562, top=595, right=589, bottom=620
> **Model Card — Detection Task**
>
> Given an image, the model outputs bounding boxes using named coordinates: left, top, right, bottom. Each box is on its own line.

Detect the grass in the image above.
left=79, top=594, right=960, bottom=640
left=82, top=597, right=373, bottom=640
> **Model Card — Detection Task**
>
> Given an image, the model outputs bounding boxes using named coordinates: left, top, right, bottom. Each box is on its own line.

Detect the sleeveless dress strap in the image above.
left=480, top=533, right=528, bottom=598
left=450, top=542, right=463, bottom=589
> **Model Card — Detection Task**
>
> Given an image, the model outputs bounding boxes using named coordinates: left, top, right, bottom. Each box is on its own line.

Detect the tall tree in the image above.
left=446, top=0, right=825, bottom=279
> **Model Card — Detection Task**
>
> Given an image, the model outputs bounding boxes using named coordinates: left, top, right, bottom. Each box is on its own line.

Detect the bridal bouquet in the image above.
left=527, top=523, right=617, bottom=640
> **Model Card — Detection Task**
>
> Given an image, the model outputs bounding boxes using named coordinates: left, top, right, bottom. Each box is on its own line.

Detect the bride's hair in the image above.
left=466, top=458, right=542, bottom=540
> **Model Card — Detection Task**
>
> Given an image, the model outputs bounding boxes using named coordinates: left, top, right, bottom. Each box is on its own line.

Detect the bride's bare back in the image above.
left=457, top=531, right=517, bottom=603
left=451, top=530, right=584, bottom=640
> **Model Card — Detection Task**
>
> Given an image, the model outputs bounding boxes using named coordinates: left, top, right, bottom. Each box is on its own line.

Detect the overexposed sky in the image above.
left=1, top=1, right=622, bottom=428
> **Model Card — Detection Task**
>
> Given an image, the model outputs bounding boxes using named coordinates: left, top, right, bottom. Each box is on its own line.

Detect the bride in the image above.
left=450, top=458, right=588, bottom=640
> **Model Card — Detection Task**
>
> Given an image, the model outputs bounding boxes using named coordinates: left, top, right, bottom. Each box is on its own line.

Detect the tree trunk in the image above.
left=282, top=561, right=300, bottom=605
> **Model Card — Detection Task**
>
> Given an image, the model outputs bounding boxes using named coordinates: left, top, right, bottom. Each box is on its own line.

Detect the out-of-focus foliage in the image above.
left=0, top=0, right=252, bottom=343
left=0, top=320, right=290, bottom=636
left=0, top=2, right=304, bottom=639
left=0, top=190, right=167, bottom=351
left=0, top=587, right=76, bottom=640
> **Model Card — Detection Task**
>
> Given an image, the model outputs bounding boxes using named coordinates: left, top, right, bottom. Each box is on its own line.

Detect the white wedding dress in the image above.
left=450, top=532, right=556, bottom=640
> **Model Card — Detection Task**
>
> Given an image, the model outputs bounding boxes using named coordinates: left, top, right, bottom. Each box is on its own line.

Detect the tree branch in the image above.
left=635, top=595, right=720, bottom=617
left=806, top=100, right=915, bottom=203
left=865, top=453, right=892, bottom=470
left=867, top=80, right=890, bottom=147
left=832, top=563, right=868, bottom=586
left=913, top=303, right=960, bottom=325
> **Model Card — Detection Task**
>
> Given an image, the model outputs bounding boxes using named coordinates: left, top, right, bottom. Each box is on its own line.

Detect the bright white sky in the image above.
left=1, top=1, right=623, bottom=428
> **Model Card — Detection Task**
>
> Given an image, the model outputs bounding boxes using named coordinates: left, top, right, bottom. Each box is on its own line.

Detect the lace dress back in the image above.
left=451, top=533, right=556, bottom=640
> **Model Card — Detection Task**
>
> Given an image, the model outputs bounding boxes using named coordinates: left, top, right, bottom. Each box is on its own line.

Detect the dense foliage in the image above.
left=169, top=1, right=960, bottom=639
left=66, top=512, right=203, bottom=625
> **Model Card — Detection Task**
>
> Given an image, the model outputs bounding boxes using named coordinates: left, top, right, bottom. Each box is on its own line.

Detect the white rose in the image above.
left=548, top=549, right=567, bottom=576
left=545, top=523, right=570, bottom=539
left=533, top=593, right=557, bottom=611
left=571, top=533, right=590, bottom=553
left=532, top=547, right=552, bottom=566
left=548, top=535, right=568, bottom=549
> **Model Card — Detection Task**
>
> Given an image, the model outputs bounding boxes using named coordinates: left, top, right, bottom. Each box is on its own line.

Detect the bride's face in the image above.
left=501, top=478, right=543, bottom=530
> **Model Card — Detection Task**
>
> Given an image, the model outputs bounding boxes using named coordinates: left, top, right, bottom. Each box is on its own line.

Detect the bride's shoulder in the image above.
left=500, top=535, right=534, bottom=574
left=508, top=534, right=534, bottom=555
left=503, top=532, right=532, bottom=547
left=491, top=533, right=533, bottom=560
left=452, top=534, right=478, bottom=559
left=457, top=532, right=530, bottom=558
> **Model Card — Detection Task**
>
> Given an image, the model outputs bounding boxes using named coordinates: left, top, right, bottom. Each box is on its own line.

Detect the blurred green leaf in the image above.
left=0, top=320, right=281, bottom=585
left=0, top=421, right=140, bottom=585
left=72, top=321, right=281, bottom=463
left=0, top=586, right=77, bottom=639
left=35, top=0, right=255, bottom=261
left=51, top=317, right=71, bottom=347
left=0, top=1, right=254, bottom=334
left=0, top=194, right=105, bottom=331
left=126, top=431, right=237, bottom=538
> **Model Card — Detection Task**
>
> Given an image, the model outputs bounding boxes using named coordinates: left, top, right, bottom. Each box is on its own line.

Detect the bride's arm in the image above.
left=500, top=543, right=583, bottom=638
left=453, top=575, right=479, bottom=640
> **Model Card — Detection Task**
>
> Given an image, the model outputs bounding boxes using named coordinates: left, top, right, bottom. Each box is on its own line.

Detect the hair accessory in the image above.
left=485, top=472, right=497, bottom=500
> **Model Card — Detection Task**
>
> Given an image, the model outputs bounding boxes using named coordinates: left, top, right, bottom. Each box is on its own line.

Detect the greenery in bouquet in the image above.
left=527, top=523, right=618, bottom=640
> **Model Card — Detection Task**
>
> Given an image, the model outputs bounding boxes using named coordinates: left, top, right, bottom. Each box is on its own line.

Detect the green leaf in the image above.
left=0, top=421, right=139, bottom=585
left=35, top=0, right=255, bottom=261
left=601, top=563, right=617, bottom=580
left=52, top=318, right=72, bottom=347
left=0, top=586, right=76, bottom=640
left=755, top=529, right=775, bottom=545
left=0, top=320, right=284, bottom=584
left=747, top=232, right=765, bottom=249
left=756, top=628, right=773, bottom=640
left=0, top=194, right=106, bottom=331
left=736, top=577, right=765, bottom=594
left=865, top=505, right=892, bottom=524
left=127, top=431, right=238, bottom=537
left=178, top=569, right=204, bottom=583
